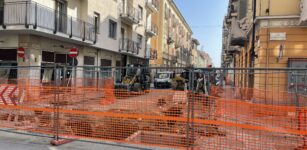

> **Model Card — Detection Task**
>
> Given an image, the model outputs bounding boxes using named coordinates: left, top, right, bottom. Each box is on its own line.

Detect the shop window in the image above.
left=0, top=63, right=17, bottom=84
left=42, top=51, right=55, bottom=62
left=83, top=56, right=95, bottom=87
left=55, top=53, right=67, bottom=64
left=100, top=59, right=112, bottom=78
left=0, top=49, right=17, bottom=61
left=84, top=56, right=95, bottom=65
left=0, top=49, right=17, bottom=84
left=41, top=65, right=54, bottom=85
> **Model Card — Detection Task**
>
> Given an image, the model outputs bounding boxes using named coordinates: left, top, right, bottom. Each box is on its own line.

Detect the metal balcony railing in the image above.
left=146, top=23, right=158, bottom=36
left=0, top=1, right=96, bottom=43
left=119, top=4, right=141, bottom=25
left=119, top=38, right=140, bottom=54
left=146, top=0, right=159, bottom=12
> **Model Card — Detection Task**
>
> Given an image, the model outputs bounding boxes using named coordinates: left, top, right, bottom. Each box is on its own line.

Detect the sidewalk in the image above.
left=0, top=129, right=174, bottom=150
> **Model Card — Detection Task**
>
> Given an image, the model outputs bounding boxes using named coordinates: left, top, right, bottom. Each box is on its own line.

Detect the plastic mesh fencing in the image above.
left=0, top=66, right=306, bottom=149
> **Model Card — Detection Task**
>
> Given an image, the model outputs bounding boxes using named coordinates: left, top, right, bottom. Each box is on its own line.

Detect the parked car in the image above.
left=154, top=71, right=174, bottom=88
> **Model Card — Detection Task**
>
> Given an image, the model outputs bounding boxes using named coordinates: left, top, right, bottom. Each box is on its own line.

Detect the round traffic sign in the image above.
left=17, top=47, right=25, bottom=58
left=69, top=47, right=78, bottom=58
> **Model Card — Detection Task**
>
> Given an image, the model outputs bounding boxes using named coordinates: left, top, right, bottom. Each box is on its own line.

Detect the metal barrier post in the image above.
left=52, top=65, right=60, bottom=141
left=190, top=68, right=195, bottom=149
left=185, top=68, right=191, bottom=149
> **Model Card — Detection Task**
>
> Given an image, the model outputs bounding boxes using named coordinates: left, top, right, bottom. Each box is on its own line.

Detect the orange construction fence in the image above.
left=0, top=83, right=306, bottom=149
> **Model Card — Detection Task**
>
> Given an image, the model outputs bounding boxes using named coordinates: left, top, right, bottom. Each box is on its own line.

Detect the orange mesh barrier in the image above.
left=100, top=78, right=116, bottom=105
left=0, top=83, right=306, bottom=149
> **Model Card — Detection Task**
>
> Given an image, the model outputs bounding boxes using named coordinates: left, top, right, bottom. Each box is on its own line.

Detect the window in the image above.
left=94, top=12, right=100, bottom=34
left=138, top=5, right=143, bottom=20
left=164, top=4, right=168, bottom=19
left=137, top=34, right=143, bottom=49
left=0, top=0, right=4, bottom=25
left=84, top=56, right=95, bottom=65
left=109, top=20, right=117, bottom=39
left=55, top=0, right=67, bottom=33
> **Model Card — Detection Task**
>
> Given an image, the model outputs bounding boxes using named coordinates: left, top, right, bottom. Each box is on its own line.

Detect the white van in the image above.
left=154, top=71, right=174, bottom=88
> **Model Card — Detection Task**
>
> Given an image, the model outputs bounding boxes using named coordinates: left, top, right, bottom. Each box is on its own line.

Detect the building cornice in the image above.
left=168, top=0, right=193, bottom=34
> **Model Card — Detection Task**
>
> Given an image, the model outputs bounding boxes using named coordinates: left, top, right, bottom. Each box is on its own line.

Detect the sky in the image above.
left=174, top=0, right=228, bottom=67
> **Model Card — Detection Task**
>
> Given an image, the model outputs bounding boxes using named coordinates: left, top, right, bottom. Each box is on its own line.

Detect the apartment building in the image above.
left=190, top=38, right=199, bottom=67
left=0, top=0, right=158, bottom=84
left=150, top=0, right=193, bottom=67
left=222, top=0, right=307, bottom=102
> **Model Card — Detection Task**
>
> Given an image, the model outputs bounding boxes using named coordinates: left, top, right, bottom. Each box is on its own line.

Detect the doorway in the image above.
left=121, top=28, right=125, bottom=50
left=56, top=0, right=67, bottom=33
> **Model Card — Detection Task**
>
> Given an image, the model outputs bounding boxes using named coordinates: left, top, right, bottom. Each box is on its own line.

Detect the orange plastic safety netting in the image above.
left=0, top=82, right=306, bottom=149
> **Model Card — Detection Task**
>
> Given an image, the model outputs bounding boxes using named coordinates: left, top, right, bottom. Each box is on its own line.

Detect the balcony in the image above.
left=227, top=46, right=241, bottom=54
left=230, top=18, right=247, bottom=47
left=300, top=0, right=307, bottom=25
left=119, top=38, right=140, bottom=55
left=146, top=0, right=159, bottom=13
left=120, top=4, right=141, bottom=25
left=0, top=1, right=96, bottom=43
left=146, top=23, right=158, bottom=37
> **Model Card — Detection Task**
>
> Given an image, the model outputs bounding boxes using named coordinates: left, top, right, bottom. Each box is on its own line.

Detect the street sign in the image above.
left=270, top=32, right=286, bottom=41
left=69, top=47, right=78, bottom=58
left=17, top=47, right=25, bottom=58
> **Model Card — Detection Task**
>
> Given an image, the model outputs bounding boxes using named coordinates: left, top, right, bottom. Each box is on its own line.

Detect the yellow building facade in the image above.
left=150, top=0, right=193, bottom=67
left=223, top=0, right=307, bottom=103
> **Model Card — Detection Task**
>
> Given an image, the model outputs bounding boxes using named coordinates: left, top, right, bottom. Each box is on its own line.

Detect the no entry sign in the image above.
left=69, top=47, right=78, bottom=58
left=17, top=47, right=25, bottom=58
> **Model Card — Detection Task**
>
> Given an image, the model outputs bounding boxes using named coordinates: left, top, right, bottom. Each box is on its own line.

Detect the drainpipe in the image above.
left=248, top=0, right=257, bottom=90
left=250, top=0, right=256, bottom=67
left=96, top=49, right=99, bottom=90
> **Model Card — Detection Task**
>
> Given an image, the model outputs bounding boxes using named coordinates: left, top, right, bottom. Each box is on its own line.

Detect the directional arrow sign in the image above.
left=0, top=85, right=22, bottom=106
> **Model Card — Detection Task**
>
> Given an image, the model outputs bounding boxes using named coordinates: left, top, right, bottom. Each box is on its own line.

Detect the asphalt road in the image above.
left=0, top=130, right=174, bottom=150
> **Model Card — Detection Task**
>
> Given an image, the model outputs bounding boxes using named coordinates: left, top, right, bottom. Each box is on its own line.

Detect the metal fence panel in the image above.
left=0, top=66, right=306, bottom=149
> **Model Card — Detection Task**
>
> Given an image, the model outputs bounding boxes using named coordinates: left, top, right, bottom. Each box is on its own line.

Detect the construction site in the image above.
left=0, top=66, right=306, bottom=149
